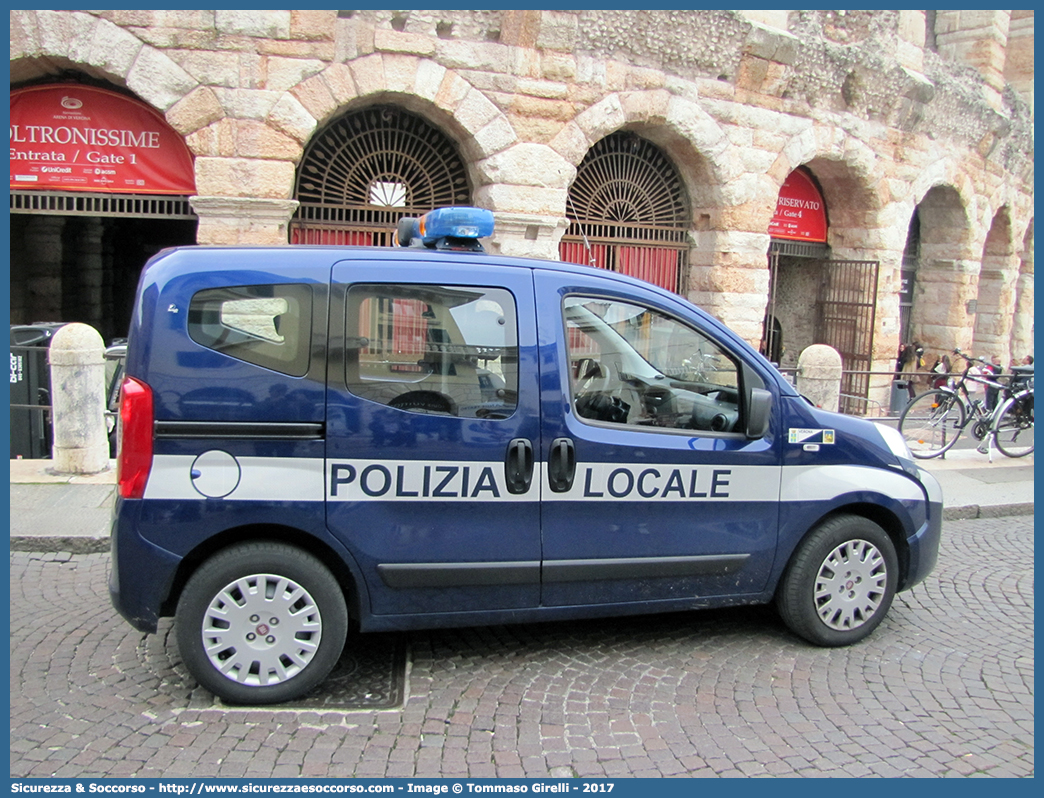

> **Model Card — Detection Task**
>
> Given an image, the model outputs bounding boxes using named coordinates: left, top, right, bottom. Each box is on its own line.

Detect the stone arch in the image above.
left=909, top=156, right=982, bottom=257
left=551, top=91, right=769, bottom=335
left=10, top=11, right=227, bottom=171
left=289, top=104, right=475, bottom=246
left=279, top=54, right=584, bottom=256
left=551, top=92, right=733, bottom=218
left=768, top=125, right=885, bottom=243
left=10, top=10, right=199, bottom=129
left=280, top=55, right=523, bottom=191
left=1009, top=219, right=1034, bottom=363
left=760, top=128, right=896, bottom=379
left=799, top=155, right=890, bottom=370
left=558, top=130, right=692, bottom=292
left=972, top=208, right=1018, bottom=358
left=9, top=12, right=203, bottom=327
left=907, top=184, right=977, bottom=353
left=8, top=9, right=252, bottom=243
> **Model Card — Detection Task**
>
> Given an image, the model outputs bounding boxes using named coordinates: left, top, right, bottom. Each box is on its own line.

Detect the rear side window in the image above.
left=188, top=284, right=312, bottom=377
left=345, top=284, right=518, bottom=419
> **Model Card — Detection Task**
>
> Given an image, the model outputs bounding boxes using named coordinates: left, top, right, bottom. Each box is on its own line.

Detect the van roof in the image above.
left=148, top=243, right=660, bottom=290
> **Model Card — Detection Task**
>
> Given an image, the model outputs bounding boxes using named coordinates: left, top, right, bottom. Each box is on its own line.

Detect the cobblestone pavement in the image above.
left=11, top=516, right=1033, bottom=779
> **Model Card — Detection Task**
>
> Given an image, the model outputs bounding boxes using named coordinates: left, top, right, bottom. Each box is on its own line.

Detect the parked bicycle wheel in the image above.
left=898, top=390, right=966, bottom=458
left=992, top=391, right=1034, bottom=458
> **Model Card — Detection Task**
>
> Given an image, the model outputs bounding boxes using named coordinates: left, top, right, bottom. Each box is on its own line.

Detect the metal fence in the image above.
left=776, top=367, right=944, bottom=417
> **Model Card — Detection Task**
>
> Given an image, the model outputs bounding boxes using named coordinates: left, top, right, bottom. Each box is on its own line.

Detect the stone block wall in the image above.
left=9, top=9, right=1035, bottom=405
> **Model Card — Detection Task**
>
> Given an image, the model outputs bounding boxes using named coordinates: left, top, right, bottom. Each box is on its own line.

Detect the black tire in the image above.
left=992, top=391, right=1034, bottom=458
left=175, top=542, right=348, bottom=705
left=776, top=515, right=898, bottom=647
left=898, top=389, right=965, bottom=458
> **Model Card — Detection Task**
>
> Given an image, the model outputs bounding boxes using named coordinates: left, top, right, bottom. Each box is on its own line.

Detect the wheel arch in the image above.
left=161, top=524, right=365, bottom=625
left=776, top=502, right=912, bottom=594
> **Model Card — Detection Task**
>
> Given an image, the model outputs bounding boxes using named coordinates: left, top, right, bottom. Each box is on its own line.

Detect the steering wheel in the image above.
left=575, top=357, right=612, bottom=394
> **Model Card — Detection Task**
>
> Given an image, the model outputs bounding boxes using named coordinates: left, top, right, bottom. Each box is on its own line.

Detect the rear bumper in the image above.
left=108, top=500, right=181, bottom=634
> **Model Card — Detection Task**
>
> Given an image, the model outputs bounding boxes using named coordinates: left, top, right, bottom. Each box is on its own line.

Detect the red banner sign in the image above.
left=768, top=168, right=827, bottom=242
left=10, top=84, right=195, bottom=194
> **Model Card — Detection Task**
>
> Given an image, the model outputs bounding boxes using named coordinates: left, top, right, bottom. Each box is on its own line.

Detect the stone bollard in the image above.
left=48, top=323, right=110, bottom=474
left=796, top=344, right=843, bottom=412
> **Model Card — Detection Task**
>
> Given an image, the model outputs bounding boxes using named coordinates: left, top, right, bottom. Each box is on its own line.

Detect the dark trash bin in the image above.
left=890, top=379, right=910, bottom=414
left=10, top=322, right=66, bottom=459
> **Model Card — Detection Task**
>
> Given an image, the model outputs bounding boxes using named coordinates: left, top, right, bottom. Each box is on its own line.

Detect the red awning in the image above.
left=768, top=168, right=827, bottom=243
left=10, top=84, right=195, bottom=195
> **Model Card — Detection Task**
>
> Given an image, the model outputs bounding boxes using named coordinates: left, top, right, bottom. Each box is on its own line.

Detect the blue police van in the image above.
left=109, top=207, right=942, bottom=704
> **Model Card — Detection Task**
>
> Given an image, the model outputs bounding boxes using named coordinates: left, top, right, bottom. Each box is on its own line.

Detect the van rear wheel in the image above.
left=776, top=516, right=898, bottom=647
left=176, top=542, right=348, bottom=705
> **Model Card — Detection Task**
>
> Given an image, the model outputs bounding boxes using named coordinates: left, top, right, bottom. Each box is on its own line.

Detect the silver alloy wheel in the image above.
left=813, top=539, right=887, bottom=631
left=201, top=573, right=322, bottom=686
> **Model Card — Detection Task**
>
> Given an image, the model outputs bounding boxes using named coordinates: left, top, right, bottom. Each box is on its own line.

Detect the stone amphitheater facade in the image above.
left=10, top=10, right=1034, bottom=407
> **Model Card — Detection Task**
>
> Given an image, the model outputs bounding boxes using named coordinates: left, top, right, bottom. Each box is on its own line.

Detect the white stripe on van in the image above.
left=142, top=455, right=921, bottom=505
left=144, top=455, right=325, bottom=501
left=542, top=462, right=781, bottom=503
left=780, top=464, right=922, bottom=503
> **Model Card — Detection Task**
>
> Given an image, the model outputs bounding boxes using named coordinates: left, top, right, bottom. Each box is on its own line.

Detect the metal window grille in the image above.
left=561, top=133, right=690, bottom=293
left=10, top=190, right=194, bottom=219
left=291, top=106, right=471, bottom=245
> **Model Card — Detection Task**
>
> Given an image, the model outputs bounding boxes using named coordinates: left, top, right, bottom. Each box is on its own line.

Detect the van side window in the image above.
left=188, top=284, right=312, bottom=377
left=346, top=284, right=518, bottom=419
left=564, top=296, right=742, bottom=433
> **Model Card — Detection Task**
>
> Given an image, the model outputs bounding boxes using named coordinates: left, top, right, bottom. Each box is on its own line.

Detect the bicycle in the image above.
left=898, top=349, right=1033, bottom=459
left=991, top=367, right=1034, bottom=458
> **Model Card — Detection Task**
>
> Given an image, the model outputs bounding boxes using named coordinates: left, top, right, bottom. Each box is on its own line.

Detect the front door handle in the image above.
left=504, top=438, right=534, bottom=495
left=547, top=437, right=575, bottom=493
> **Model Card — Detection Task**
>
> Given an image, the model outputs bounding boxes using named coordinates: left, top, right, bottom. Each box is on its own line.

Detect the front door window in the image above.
left=564, top=296, right=742, bottom=434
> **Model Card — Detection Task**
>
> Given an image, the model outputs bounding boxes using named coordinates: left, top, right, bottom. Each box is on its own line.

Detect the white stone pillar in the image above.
left=796, top=344, right=842, bottom=413
left=49, top=323, right=110, bottom=475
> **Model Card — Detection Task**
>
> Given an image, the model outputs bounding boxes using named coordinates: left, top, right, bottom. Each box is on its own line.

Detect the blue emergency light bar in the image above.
left=396, top=206, right=494, bottom=251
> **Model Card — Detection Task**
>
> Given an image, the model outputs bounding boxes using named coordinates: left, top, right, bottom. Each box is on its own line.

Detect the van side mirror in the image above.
left=746, top=388, right=772, bottom=439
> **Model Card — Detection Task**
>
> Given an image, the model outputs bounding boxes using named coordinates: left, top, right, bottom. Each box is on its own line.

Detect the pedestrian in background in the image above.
left=931, top=354, right=952, bottom=389
left=984, top=354, right=1003, bottom=411
left=897, top=342, right=925, bottom=398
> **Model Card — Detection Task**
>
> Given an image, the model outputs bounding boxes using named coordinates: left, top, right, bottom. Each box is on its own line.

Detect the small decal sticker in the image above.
left=789, top=428, right=835, bottom=445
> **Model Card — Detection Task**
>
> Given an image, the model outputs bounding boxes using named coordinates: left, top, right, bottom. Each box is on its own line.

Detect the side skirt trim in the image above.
left=377, top=554, right=749, bottom=589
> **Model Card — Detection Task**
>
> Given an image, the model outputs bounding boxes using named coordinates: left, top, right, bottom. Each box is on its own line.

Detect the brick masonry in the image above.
left=9, top=10, right=1035, bottom=404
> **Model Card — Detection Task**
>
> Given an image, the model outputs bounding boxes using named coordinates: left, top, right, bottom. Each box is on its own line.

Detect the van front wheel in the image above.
left=776, top=516, right=898, bottom=647
left=176, top=542, right=348, bottom=705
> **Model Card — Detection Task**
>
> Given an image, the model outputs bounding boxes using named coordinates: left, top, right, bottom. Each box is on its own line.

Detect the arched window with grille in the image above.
left=291, top=106, right=471, bottom=245
left=561, top=132, right=691, bottom=293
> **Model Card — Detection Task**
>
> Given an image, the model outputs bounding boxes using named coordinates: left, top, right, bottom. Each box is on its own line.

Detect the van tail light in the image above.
left=117, top=376, right=154, bottom=499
